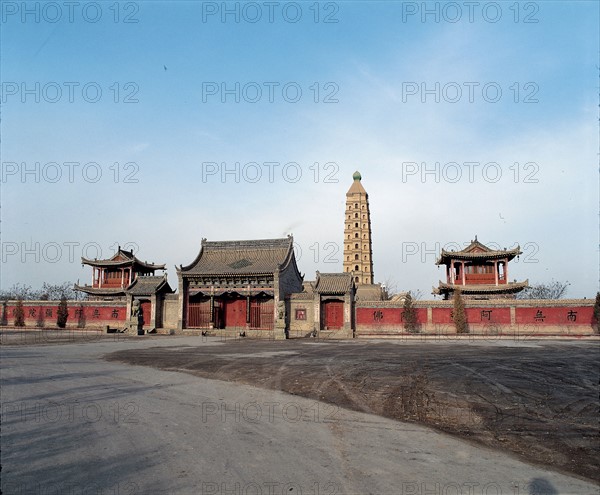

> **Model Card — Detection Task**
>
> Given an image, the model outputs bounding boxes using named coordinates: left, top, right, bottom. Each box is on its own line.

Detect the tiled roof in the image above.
left=433, top=280, right=529, bottom=295
left=82, top=248, right=165, bottom=270
left=314, top=272, right=354, bottom=294
left=180, top=237, right=295, bottom=276
left=290, top=292, right=314, bottom=300
left=436, top=238, right=521, bottom=265
left=355, top=284, right=383, bottom=301
left=127, top=276, right=173, bottom=296
left=74, top=285, right=127, bottom=296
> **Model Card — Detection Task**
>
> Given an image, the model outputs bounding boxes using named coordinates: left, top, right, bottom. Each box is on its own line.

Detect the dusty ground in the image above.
left=104, top=338, right=600, bottom=483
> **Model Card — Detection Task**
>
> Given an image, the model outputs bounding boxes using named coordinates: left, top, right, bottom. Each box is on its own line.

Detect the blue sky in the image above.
left=1, top=1, right=598, bottom=298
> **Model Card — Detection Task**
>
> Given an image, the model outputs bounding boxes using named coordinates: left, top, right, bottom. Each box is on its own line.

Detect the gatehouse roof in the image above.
left=127, top=275, right=174, bottom=296
left=314, top=272, right=354, bottom=294
left=179, top=236, right=298, bottom=276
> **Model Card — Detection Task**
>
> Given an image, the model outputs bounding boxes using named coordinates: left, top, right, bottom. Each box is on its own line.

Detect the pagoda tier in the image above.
left=433, top=237, right=528, bottom=300
left=77, top=247, right=166, bottom=296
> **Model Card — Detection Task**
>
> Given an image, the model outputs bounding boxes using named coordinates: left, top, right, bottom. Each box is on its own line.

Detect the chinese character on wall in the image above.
left=534, top=310, right=545, bottom=322
left=566, top=310, right=577, bottom=322
left=111, top=309, right=120, bottom=319
left=480, top=310, right=492, bottom=321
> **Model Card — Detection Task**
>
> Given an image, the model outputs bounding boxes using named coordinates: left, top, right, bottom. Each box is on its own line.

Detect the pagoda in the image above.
left=75, top=247, right=166, bottom=300
left=343, top=171, right=374, bottom=285
left=433, top=237, right=528, bottom=300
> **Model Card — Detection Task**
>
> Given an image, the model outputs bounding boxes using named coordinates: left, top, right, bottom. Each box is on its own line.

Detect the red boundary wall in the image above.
left=1, top=301, right=127, bottom=329
left=3, top=299, right=597, bottom=336
left=356, top=300, right=596, bottom=336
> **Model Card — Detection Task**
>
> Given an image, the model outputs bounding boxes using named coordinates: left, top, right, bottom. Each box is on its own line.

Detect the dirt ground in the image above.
left=103, top=338, right=600, bottom=483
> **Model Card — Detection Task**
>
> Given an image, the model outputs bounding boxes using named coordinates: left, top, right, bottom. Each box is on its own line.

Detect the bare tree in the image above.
left=381, top=277, right=399, bottom=301
left=14, top=299, right=25, bottom=327
left=0, top=282, right=78, bottom=301
left=0, top=284, right=39, bottom=301
left=517, top=280, right=570, bottom=300
left=39, top=282, right=78, bottom=301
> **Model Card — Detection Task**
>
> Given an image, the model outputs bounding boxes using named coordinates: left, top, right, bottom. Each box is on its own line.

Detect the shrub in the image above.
left=57, top=296, right=69, bottom=329
left=14, top=299, right=25, bottom=327
left=452, top=289, right=468, bottom=334
left=402, top=292, right=419, bottom=333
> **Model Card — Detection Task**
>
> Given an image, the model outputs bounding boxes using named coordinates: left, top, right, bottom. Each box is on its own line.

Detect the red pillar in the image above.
left=494, top=260, right=498, bottom=286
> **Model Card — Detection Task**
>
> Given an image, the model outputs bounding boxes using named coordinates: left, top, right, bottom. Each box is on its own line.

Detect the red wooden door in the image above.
left=250, top=299, right=274, bottom=329
left=322, top=301, right=343, bottom=330
left=140, top=301, right=151, bottom=328
left=188, top=300, right=211, bottom=328
left=224, top=298, right=246, bottom=328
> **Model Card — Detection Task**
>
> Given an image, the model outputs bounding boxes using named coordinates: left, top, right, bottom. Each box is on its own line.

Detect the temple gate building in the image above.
left=288, top=272, right=355, bottom=338
left=176, top=236, right=303, bottom=336
left=343, top=171, right=374, bottom=285
left=433, top=237, right=529, bottom=300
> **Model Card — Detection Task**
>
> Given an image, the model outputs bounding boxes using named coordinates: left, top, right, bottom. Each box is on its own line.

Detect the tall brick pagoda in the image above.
left=343, top=171, right=374, bottom=285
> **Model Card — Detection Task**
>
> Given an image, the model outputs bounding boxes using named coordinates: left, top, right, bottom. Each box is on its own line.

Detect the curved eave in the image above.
left=81, top=257, right=165, bottom=270
left=81, top=258, right=133, bottom=268
left=74, top=284, right=127, bottom=296
left=435, top=280, right=529, bottom=294
left=436, top=247, right=522, bottom=265
left=278, top=236, right=303, bottom=281
left=179, top=241, right=206, bottom=273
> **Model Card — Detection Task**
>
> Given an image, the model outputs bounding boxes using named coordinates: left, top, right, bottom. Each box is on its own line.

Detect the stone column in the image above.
left=150, top=294, right=157, bottom=329
left=494, top=260, right=498, bottom=286
left=461, top=262, right=466, bottom=286
left=246, top=293, right=251, bottom=326
left=176, top=275, right=185, bottom=330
